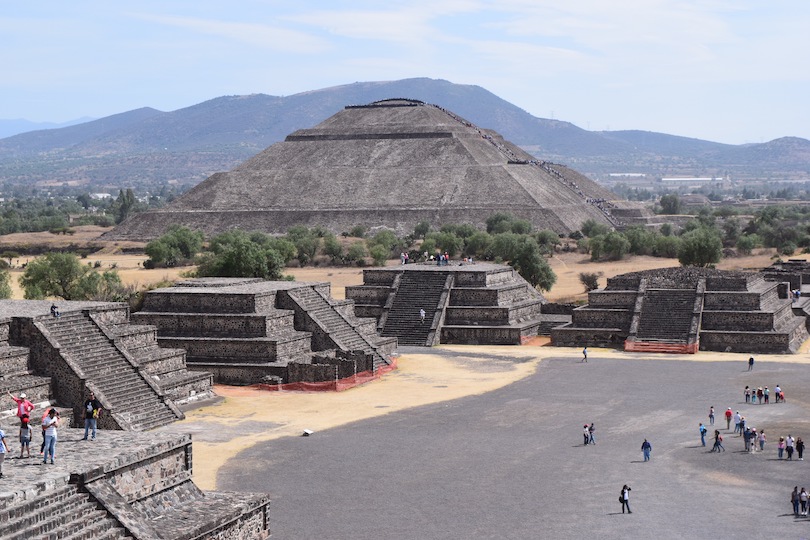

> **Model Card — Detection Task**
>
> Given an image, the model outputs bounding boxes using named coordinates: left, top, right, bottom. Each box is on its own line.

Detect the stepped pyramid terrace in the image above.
left=0, top=301, right=270, bottom=538
left=133, top=277, right=397, bottom=385
left=551, top=267, right=809, bottom=354
left=345, top=263, right=566, bottom=346
left=104, top=98, right=649, bottom=241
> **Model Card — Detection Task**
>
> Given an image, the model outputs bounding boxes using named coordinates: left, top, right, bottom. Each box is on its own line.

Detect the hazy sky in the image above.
left=2, top=1, right=808, bottom=144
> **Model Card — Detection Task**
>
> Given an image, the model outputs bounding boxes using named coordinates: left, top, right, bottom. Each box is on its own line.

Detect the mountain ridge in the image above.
left=1, top=78, right=808, bottom=188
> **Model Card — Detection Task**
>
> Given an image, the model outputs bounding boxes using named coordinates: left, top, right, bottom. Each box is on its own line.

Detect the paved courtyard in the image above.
left=215, top=350, right=810, bottom=539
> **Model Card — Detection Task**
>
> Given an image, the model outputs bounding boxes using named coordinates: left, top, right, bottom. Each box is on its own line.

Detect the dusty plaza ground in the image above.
left=167, top=344, right=810, bottom=539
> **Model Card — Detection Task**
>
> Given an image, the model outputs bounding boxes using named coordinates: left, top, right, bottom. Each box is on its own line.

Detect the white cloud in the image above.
left=129, top=13, right=330, bottom=54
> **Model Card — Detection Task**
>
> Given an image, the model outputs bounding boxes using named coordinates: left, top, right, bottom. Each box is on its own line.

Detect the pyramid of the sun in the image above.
left=105, top=99, right=629, bottom=241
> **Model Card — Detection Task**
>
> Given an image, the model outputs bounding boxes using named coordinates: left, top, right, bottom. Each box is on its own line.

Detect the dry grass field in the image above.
left=0, top=225, right=796, bottom=301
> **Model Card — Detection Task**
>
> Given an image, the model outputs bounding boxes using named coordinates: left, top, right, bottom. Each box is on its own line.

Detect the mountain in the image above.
left=0, top=117, right=96, bottom=139
left=0, top=78, right=808, bottom=189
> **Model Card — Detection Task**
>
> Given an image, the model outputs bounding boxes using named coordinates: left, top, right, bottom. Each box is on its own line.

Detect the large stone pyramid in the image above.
left=105, top=99, right=631, bottom=240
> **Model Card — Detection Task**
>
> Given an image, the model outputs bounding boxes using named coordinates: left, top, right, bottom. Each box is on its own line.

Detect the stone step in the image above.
left=4, top=501, right=107, bottom=540
left=0, top=484, right=79, bottom=526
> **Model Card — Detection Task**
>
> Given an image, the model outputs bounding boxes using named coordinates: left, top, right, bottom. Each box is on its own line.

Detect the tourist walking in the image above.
left=419, top=308, right=425, bottom=324
left=764, top=387, right=770, bottom=404
left=778, top=437, right=786, bottom=459
left=641, top=439, right=652, bottom=461
left=744, top=386, right=750, bottom=403
left=583, top=424, right=590, bottom=446
left=708, top=406, right=715, bottom=425
left=0, top=424, right=8, bottom=478
left=582, top=347, right=588, bottom=362
left=748, top=356, right=755, bottom=371
left=757, top=387, right=764, bottom=404
left=18, top=415, right=31, bottom=458
left=775, top=385, right=782, bottom=403
left=748, top=428, right=757, bottom=452
left=758, top=430, right=766, bottom=451
left=42, top=408, right=58, bottom=465
left=588, top=423, right=596, bottom=445
left=699, top=423, right=707, bottom=446
left=733, top=411, right=742, bottom=434
left=725, top=408, right=732, bottom=430
left=792, top=487, right=800, bottom=516
left=797, top=437, right=805, bottom=460
left=82, top=391, right=102, bottom=441
left=787, top=434, right=795, bottom=460
left=743, top=427, right=752, bottom=451
left=7, top=391, right=34, bottom=419
left=711, top=430, right=725, bottom=452
left=801, top=488, right=808, bottom=516
left=620, top=485, right=632, bottom=514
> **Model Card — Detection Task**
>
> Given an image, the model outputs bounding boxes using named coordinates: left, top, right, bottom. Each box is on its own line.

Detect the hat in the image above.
left=19, top=392, right=26, bottom=398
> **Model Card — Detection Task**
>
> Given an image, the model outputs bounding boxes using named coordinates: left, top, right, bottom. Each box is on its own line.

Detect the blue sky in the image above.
left=2, top=1, right=808, bottom=144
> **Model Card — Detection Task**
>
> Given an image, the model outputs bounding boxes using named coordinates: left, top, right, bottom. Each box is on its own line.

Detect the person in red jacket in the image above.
left=8, top=391, right=34, bottom=419
left=725, top=407, right=733, bottom=430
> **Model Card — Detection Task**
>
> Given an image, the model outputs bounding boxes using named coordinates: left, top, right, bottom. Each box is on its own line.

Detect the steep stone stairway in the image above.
left=637, top=289, right=698, bottom=342
left=285, top=286, right=392, bottom=369
left=0, top=483, right=132, bottom=540
left=39, top=313, right=180, bottom=430
left=382, top=271, right=450, bottom=346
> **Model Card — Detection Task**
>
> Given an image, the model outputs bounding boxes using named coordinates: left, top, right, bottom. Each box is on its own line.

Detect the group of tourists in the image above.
left=744, top=384, right=784, bottom=404
left=0, top=389, right=103, bottom=477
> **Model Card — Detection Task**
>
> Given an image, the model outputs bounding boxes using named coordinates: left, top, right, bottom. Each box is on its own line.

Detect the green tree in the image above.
left=659, top=193, right=682, bottom=215
left=0, top=269, right=12, bottom=299
left=144, top=225, right=204, bottom=267
left=111, top=188, right=138, bottom=224
left=489, top=232, right=522, bottom=261
left=346, top=242, right=368, bottom=265
left=425, top=231, right=463, bottom=257
left=735, top=234, right=758, bottom=255
left=534, top=230, right=561, bottom=253
left=623, top=226, right=657, bottom=256
left=20, top=252, right=124, bottom=300
left=486, top=212, right=514, bottom=234
left=322, top=234, right=344, bottom=264
left=369, top=244, right=389, bottom=266
left=580, top=219, right=610, bottom=238
left=602, top=231, right=631, bottom=261
left=464, top=231, right=492, bottom=258
left=510, top=237, right=556, bottom=291
left=413, top=221, right=430, bottom=239
left=654, top=235, right=682, bottom=258
left=197, top=230, right=285, bottom=279
left=678, top=228, right=723, bottom=267
left=579, top=272, right=600, bottom=292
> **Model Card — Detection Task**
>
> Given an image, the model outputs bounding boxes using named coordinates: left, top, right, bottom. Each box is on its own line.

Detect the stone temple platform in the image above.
left=346, top=263, right=566, bottom=346
left=552, top=267, right=809, bottom=353
left=0, top=429, right=269, bottom=539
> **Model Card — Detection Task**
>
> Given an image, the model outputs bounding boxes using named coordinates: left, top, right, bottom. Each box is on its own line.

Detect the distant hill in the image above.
left=0, top=116, right=96, bottom=139
left=0, top=78, right=808, bottom=189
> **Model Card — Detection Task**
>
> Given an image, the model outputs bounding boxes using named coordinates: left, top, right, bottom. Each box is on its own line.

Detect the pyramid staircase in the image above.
left=381, top=271, right=451, bottom=346
left=282, top=286, right=395, bottom=370
left=0, top=483, right=132, bottom=540
left=37, top=312, right=181, bottom=431
left=636, top=288, right=699, bottom=342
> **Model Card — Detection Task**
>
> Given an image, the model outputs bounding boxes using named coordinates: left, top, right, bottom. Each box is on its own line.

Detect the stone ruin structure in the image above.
left=133, top=277, right=397, bottom=385
left=104, top=98, right=650, bottom=242
left=551, top=267, right=809, bottom=353
left=0, top=431, right=269, bottom=539
left=345, top=263, right=565, bottom=345
left=0, top=301, right=270, bottom=539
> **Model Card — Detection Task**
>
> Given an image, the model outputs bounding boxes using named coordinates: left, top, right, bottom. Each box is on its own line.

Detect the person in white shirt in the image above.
left=42, top=409, right=59, bottom=465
